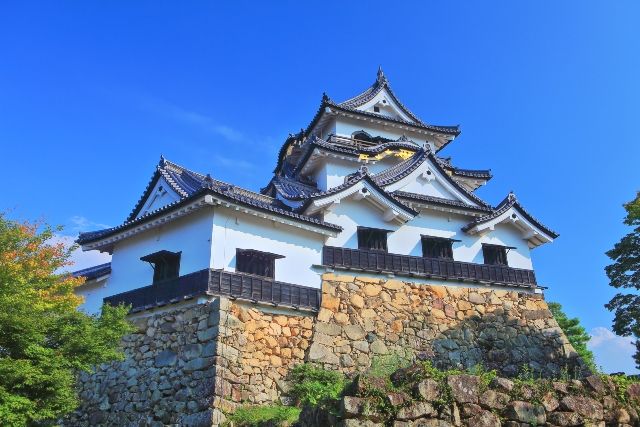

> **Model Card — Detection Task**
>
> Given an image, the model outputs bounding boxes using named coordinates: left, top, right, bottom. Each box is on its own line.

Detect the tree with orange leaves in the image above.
left=0, top=215, right=133, bottom=426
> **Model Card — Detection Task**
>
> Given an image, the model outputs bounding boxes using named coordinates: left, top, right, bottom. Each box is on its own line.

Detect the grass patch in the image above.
left=226, top=405, right=301, bottom=427
left=288, top=363, right=347, bottom=408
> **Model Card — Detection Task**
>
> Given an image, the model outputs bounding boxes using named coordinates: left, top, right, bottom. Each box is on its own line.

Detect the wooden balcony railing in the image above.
left=328, top=135, right=381, bottom=150
left=322, top=246, right=538, bottom=288
left=104, top=269, right=321, bottom=313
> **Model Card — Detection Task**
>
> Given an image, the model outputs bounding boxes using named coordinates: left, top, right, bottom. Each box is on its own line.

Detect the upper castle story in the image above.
left=74, top=70, right=558, bottom=315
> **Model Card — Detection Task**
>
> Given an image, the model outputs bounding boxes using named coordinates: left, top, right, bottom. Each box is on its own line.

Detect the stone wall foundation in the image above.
left=66, top=273, right=584, bottom=425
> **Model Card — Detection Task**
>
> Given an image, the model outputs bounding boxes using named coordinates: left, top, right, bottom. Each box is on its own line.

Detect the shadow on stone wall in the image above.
left=308, top=273, right=585, bottom=379
left=426, top=309, right=584, bottom=377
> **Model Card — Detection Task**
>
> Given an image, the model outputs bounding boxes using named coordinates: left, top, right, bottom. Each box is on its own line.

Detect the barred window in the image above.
left=140, top=250, right=181, bottom=284
left=421, top=236, right=454, bottom=260
left=236, top=249, right=284, bottom=278
left=482, top=244, right=508, bottom=266
left=357, top=227, right=389, bottom=252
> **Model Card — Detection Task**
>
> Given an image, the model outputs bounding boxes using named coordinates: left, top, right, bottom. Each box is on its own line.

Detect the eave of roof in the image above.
left=79, top=159, right=342, bottom=246
left=263, top=176, right=320, bottom=201
left=393, top=191, right=493, bottom=214
left=462, top=192, right=559, bottom=239
left=298, top=169, right=418, bottom=218
left=370, top=147, right=492, bottom=209
left=289, top=136, right=421, bottom=178
left=71, top=262, right=112, bottom=280
left=327, top=98, right=460, bottom=136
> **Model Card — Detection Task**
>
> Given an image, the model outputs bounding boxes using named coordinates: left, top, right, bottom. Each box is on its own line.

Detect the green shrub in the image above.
left=288, top=363, right=346, bottom=407
left=226, top=404, right=300, bottom=427
left=468, top=364, right=498, bottom=391
left=608, top=374, right=640, bottom=404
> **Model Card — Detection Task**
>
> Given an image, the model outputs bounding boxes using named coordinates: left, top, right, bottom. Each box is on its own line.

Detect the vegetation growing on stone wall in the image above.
left=226, top=363, right=347, bottom=426
left=228, top=360, right=640, bottom=426
left=225, top=405, right=300, bottom=427
left=295, top=362, right=640, bottom=426
left=288, top=363, right=347, bottom=408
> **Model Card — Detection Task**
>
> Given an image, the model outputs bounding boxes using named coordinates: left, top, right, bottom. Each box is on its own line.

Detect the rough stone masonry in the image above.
left=65, top=273, right=583, bottom=426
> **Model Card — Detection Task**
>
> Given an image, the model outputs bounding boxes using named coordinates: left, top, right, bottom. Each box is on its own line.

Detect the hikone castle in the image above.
left=68, top=70, right=582, bottom=426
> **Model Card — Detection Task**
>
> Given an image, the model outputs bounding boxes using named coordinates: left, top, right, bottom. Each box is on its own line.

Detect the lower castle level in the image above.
left=66, top=273, right=582, bottom=426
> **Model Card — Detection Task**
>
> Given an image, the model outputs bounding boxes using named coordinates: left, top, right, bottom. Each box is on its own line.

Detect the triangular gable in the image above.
left=127, top=157, right=202, bottom=221
left=135, top=176, right=182, bottom=219
left=351, top=86, right=417, bottom=123
left=462, top=193, right=559, bottom=248
left=340, top=67, right=424, bottom=125
left=374, top=149, right=490, bottom=209
left=302, top=172, right=417, bottom=224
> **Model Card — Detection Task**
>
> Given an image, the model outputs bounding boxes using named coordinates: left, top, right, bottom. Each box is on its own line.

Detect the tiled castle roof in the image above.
left=298, top=167, right=419, bottom=217
left=340, top=67, right=427, bottom=125
left=71, top=262, right=112, bottom=280
left=370, top=148, right=492, bottom=209
left=78, top=158, right=342, bottom=245
left=393, top=192, right=492, bottom=214
left=461, top=192, right=559, bottom=238
left=304, top=94, right=461, bottom=139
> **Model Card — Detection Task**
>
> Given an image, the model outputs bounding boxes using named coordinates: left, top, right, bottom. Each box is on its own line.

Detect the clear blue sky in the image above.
left=1, top=2, right=639, bottom=373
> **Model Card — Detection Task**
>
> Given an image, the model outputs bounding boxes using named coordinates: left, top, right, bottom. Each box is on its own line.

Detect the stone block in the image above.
left=415, top=378, right=439, bottom=401
left=317, top=308, right=333, bottom=322
left=479, top=389, right=509, bottom=410
left=344, top=324, right=367, bottom=340
left=154, top=350, right=177, bottom=368
left=546, top=411, right=583, bottom=426
left=370, top=340, right=388, bottom=355
left=316, top=322, right=342, bottom=336
left=183, top=357, right=213, bottom=373
left=383, top=279, right=404, bottom=290
left=467, top=410, right=501, bottom=427
left=308, top=343, right=328, bottom=361
left=341, top=396, right=380, bottom=420
left=197, top=327, right=218, bottom=342
left=183, top=344, right=202, bottom=360
left=322, top=294, right=341, bottom=311
left=504, top=401, right=546, bottom=425
left=396, top=401, right=436, bottom=420
left=447, top=375, right=480, bottom=404
left=363, top=284, right=381, bottom=296
left=353, top=340, right=369, bottom=352
left=560, top=395, right=604, bottom=420
left=334, top=312, right=350, bottom=325
left=350, top=294, right=365, bottom=309
left=490, top=377, right=514, bottom=392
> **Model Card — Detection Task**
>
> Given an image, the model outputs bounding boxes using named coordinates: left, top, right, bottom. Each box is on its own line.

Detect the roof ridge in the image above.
left=372, top=149, right=428, bottom=186
left=461, top=192, right=559, bottom=238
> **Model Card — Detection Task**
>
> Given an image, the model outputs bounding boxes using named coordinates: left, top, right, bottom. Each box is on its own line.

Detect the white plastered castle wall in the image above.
left=323, top=198, right=533, bottom=270
left=76, top=208, right=215, bottom=314
left=210, top=208, right=325, bottom=288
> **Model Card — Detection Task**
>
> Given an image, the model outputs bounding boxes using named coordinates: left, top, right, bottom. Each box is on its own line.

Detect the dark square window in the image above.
left=140, top=250, right=181, bottom=284
left=422, top=236, right=454, bottom=260
left=373, top=106, right=380, bottom=113
left=236, top=249, right=284, bottom=278
left=482, top=244, right=508, bottom=266
left=357, top=227, right=389, bottom=252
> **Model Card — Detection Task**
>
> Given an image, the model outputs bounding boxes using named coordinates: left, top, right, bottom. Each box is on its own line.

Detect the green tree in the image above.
left=548, top=302, right=597, bottom=372
left=605, top=192, right=640, bottom=370
left=0, top=215, right=134, bottom=426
